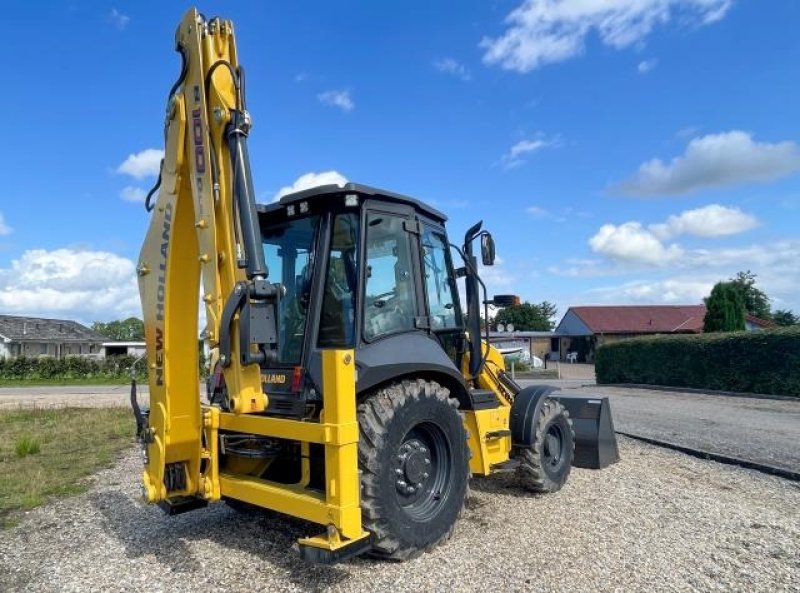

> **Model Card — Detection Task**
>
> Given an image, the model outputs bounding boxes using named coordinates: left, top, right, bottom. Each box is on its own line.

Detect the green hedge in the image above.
left=0, top=355, right=147, bottom=381
left=595, top=327, right=800, bottom=396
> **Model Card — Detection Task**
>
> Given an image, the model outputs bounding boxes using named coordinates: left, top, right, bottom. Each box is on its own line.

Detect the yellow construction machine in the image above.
left=132, top=8, right=619, bottom=563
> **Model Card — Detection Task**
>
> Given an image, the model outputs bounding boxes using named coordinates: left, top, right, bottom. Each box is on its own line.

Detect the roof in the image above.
left=567, top=305, right=708, bottom=334
left=257, top=182, right=448, bottom=223
left=557, top=305, right=776, bottom=335
left=746, top=314, right=775, bottom=328
left=0, top=315, right=105, bottom=343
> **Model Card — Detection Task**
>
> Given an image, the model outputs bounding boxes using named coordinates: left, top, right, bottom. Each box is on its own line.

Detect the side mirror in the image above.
left=480, top=233, right=496, bottom=266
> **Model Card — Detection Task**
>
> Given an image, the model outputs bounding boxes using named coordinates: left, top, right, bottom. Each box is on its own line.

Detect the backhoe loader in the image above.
left=133, top=8, right=619, bottom=564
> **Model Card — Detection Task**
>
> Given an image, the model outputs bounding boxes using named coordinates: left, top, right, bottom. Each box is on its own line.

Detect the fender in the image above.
left=509, top=384, right=558, bottom=447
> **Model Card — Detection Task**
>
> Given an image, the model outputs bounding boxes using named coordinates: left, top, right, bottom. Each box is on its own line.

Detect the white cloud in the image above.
left=615, top=131, right=800, bottom=196
left=588, top=203, right=758, bottom=265
left=526, top=206, right=550, bottom=218
left=120, top=186, right=147, bottom=203
left=109, top=9, right=130, bottom=30
left=318, top=90, right=354, bottom=112
left=649, top=204, right=757, bottom=239
left=638, top=58, right=658, bottom=73
left=0, top=212, right=11, bottom=236
left=588, top=277, right=716, bottom=304
left=500, top=134, right=558, bottom=169
left=273, top=171, right=348, bottom=201
left=0, top=248, right=140, bottom=322
left=480, top=0, right=731, bottom=73
left=434, top=58, right=471, bottom=81
left=116, top=148, right=164, bottom=179
left=526, top=205, right=566, bottom=222
left=589, top=222, right=683, bottom=265
left=556, top=239, right=800, bottom=310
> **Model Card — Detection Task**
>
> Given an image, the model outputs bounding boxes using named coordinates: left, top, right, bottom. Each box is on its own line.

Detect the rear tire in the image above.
left=358, top=379, right=469, bottom=560
left=515, top=398, right=574, bottom=493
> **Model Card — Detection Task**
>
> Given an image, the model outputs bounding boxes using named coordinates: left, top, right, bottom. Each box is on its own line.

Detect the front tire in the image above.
left=358, top=379, right=469, bottom=560
left=515, top=398, right=574, bottom=493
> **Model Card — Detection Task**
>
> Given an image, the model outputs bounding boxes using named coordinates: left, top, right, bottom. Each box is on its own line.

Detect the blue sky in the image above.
left=1, top=0, right=799, bottom=324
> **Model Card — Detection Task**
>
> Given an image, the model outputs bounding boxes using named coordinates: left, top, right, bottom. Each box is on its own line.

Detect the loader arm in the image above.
left=136, top=9, right=277, bottom=503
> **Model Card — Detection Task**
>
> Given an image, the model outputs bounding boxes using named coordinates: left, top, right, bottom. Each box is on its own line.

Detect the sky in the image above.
left=0, top=0, right=799, bottom=325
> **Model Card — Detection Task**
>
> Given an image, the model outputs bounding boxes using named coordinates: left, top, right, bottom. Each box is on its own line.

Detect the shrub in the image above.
left=0, top=355, right=148, bottom=382
left=595, top=327, right=800, bottom=396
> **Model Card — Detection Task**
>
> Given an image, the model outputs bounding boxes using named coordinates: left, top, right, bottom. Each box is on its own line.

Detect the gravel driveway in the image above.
left=2, top=437, right=797, bottom=593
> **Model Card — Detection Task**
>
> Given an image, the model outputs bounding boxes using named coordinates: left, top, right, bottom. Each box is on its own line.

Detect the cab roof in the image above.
left=256, top=182, right=447, bottom=223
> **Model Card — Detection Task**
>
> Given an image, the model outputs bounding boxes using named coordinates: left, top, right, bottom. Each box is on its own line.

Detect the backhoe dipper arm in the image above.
left=136, top=8, right=277, bottom=503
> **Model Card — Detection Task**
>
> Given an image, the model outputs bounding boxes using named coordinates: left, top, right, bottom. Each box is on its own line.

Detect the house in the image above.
left=0, top=315, right=106, bottom=359
left=553, top=305, right=773, bottom=362
left=487, top=331, right=555, bottom=363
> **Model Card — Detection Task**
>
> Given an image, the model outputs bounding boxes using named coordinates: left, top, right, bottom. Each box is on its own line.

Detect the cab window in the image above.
left=318, top=213, right=359, bottom=348
left=421, top=227, right=459, bottom=329
left=363, top=212, right=416, bottom=340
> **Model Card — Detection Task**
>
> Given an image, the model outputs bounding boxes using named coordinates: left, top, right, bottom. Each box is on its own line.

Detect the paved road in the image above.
left=4, top=381, right=799, bottom=473
left=520, top=380, right=800, bottom=474
left=0, top=384, right=145, bottom=410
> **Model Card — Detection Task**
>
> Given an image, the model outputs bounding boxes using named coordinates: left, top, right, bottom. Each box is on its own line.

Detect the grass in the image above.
left=0, top=407, right=133, bottom=529
left=14, top=435, right=41, bottom=457
left=0, top=377, right=132, bottom=387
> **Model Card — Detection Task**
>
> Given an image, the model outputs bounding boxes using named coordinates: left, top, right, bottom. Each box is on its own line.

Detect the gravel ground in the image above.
left=1, top=437, right=798, bottom=593
left=0, top=385, right=136, bottom=410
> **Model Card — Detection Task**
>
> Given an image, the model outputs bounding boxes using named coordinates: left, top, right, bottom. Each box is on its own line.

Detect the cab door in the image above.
left=418, top=222, right=465, bottom=363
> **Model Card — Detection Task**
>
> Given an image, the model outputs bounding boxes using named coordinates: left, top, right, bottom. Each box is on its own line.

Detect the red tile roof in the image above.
left=746, top=314, right=775, bottom=328
left=569, top=305, right=707, bottom=334
left=563, top=305, right=775, bottom=334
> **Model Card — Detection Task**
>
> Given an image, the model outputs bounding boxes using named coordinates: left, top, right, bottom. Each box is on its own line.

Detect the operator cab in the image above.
left=253, top=183, right=467, bottom=416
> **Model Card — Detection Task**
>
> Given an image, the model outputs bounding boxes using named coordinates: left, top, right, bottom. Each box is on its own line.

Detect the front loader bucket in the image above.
left=555, top=396, right=620, bottom=469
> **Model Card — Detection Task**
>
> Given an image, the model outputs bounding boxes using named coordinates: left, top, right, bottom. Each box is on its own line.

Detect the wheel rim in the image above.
left=543, top=423, right=567, bottom=475
left=393, top=422, right=452, bottom=522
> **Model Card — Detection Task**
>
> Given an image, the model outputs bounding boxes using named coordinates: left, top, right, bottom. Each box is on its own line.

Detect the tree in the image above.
left=494, top=301, right=557, bottom=331
left=703, top=282, right=745, bottom=332
left=729, top=270, right=771, bottom=319
left=772, top=309, right=798, bottom=326
left=92, top=317, right=145, bottom=341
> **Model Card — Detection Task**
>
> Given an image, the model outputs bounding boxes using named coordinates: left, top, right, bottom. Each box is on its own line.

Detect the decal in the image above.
left=155, top=201, right=173, bottom=387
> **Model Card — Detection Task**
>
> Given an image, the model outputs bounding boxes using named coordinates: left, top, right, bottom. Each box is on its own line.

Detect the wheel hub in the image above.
left=395, top=439, right=431, bottom=494
left=544, top=425, right=563, bottom=467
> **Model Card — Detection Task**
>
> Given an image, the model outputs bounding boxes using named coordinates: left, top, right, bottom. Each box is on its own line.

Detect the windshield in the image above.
left=263, top=215, right=320, bottom=365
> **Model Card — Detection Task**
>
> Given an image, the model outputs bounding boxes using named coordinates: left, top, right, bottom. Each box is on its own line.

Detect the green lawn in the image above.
left=0, top=407, right=134, bottom=528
